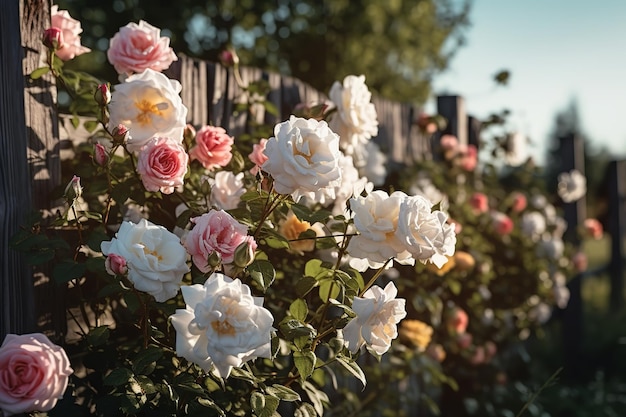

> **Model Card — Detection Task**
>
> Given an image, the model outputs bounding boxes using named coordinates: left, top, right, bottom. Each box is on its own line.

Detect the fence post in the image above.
left=608, top=160, right=626, bottom=313
left=0, top=0, right=36, bottom=340
left=559, top=134, right=586, bottom=381
left=437, top=95, right=467, bottom=146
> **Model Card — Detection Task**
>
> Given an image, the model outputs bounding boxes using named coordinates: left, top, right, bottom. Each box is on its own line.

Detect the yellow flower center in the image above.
left=135, top=99, right=163, bottom=126
left=143, top=246, right=163, bottom=261
left=211, top=320, right=236, bottom=336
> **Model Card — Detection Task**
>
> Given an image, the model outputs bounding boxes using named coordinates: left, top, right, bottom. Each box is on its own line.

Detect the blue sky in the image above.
left=426, top=0, right=626, bottom=164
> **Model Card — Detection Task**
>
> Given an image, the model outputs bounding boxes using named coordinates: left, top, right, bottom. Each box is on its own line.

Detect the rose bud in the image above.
left=105, top=253, right=128, bottom=276
left=111, top=124, right=129, bottom=145
left=233, top=240, right=255, bottom=269
left=93, top=143, right=108, bottom=166
left=64, top=175, right=82, bottom=202
left=94, top=83, right=111, bottom=106
left=219, top=48, right=239, bottom=67
left=43, top=27, right=64, bottom=50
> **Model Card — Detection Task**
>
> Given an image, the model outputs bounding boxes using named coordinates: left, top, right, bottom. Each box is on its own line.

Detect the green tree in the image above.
left=58, top=0, right=470, bottom=104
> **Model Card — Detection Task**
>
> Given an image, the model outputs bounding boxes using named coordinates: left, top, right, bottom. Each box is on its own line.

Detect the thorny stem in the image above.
left=360, top=258, right=393, bottom=297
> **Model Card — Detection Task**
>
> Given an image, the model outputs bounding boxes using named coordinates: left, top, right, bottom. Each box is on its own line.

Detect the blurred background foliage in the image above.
left=56, top=0, right=470, bottom=103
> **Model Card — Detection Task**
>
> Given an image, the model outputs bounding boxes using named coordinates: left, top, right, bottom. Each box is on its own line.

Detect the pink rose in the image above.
left=583, top=218, right=603, bottom=240
left=248, top=138, right=269, bottom=175
left=183, top=210, right=257, bottom=272
left=189, top=126, right=234, bottom=171
left=491, top=211, right=514, bottom=235
left=50, top=5, right=90, bottom=61
left=469, top=192, right=489, bottom=214
left=459, top=144, right=478, bottom=172
left=107, top=20, right=177, bottom=75
left=572, top=251, right=588, bottom=272
left=136, top=137, right=189, bottom=194
left=0, top=333, right=73, bottom=416
left=447, top=308, right=469, bottom=334
left=105, top=253, right=128, bottom=276
left=510, top=192, right=527, bottom=213
left=469, top=345, right=486, bottom=365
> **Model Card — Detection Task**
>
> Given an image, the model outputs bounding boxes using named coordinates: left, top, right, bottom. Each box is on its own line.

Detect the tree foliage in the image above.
left=57, top=0, right=471, bottom=104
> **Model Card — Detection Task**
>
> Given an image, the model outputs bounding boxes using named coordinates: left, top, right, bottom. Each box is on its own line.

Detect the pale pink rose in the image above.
left=440, top=134, right=458, bottom=151
left=469, top=345, right=486, bottom=365
left=107, top=20, right=177, bottom=75
left=511, top=192, right=527, bottom=213
left=459, top=144, right=478, bottom=171
left=456, top=332, right=473, bottom=350
left=248, top=138, right=268, bottom=175
left=469, top=192, right=489, bottom=214
left=447, top=308, right=468, bottom=334
left=583, top=218, right=603, bottom=240
left=484, top=341, right=497, bottom=360
left=183, top=210, right=257, bottom=272
left=136, top=137, right=189, bottom=194
left=491, top=211, right=514, bottom=235
left=105, top=253, right=128, bottom=276
left=0, top=333, right=73, bottom=416
left=189, top=126, right=234, bottom=171
left=50, top=5, right=90, bottom=61
left=572, top=251, right=588, bottom=272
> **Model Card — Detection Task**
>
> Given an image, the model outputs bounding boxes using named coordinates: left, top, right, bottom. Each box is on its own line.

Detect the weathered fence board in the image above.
left=608, top=159, right=626, bottom=312
left=167, top=54, right=432, bottom=165
left=0, top=0, right=37, bottom=342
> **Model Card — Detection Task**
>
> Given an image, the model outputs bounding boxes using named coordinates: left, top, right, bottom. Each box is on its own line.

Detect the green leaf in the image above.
left=83, top=120, right=99, bottom=133
left=318, top=279, right=341, bottom=303
left=279, top=319, right=316, bottom=340
left=304, top=259, right=323, bottom=277
left=250, top=392, right=265, bottom=415
left=289, top=299, right=308, bottom=321
left=267, top=384, right=301, bottom=402
left=295, top=276, right=317, bottom=298
left=248, top=259, right=276, bottom=291
left=336, top=356, right=367, bottom=389
left=123, top=291, right=141, bottom=313
left=25, top=250, right=55, bottom=265
left=103, top=367, right=133, bottom=386
left=52, top=260, right=86, bottom=284
left=132, top=346, right=163, bottom=375
left=87, top=325, right=110, bottom=347
left=447, top=279, right=461, bottom=295
left=263, top=235, right=290, bottom=249
left=293, top=350, right=316, bottom=381
left=30, top=66, right=50, bottom=80
left=295, top=403, right=317, bottom=417
left=134, top=375, right=157, bottom=395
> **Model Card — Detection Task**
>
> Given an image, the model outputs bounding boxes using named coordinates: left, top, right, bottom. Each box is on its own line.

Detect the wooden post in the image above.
left=559, top=134, right=586, bottom=382
left=608, top=160, right=626, bottom=313
left=0, top=0, right=37, bottom=340
left=437, top=95, right=467, bottom=146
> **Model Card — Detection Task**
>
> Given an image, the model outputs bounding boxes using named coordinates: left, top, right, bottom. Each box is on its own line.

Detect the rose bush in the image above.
left=5, top=6, right=586, bottom=417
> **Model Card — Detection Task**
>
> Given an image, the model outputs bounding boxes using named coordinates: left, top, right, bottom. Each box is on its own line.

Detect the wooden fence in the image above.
left=2, top=3, right=625, bottom=411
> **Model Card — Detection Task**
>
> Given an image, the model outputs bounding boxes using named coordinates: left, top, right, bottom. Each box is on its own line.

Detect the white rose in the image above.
left=557, top=169, right=586, bottom=203
left=101, top=219, right=189, bottom=302
left=520, top=211, right=546, bottom=241
left=395, top=194, right=456, bottom=268
left=209, top=171, right=245, bottom=210
left=328, top=75, right=379, bottom=157
left=169, top=273, right=274, bottom=378
left=347, top=190, right=414, bottom=270
left=109, top=69, right=188, bottom=153
left=262, top=116, right=342, bottom=202
left=343, top=281, right=407, bottom=355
